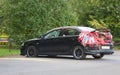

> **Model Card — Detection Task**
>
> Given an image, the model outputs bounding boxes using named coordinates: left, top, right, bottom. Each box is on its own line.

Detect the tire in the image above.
left=73, top=46, right=86, bottom=60
left=92, top=54, right=104, bottom=59
left=26, top=45, right=38, bottom=57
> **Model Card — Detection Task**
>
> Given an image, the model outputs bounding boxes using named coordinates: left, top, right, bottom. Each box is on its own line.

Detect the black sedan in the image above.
left=20, top=26, right=114, bottom=59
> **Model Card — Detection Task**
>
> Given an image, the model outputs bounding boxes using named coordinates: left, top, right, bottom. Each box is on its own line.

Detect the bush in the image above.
left=1, top=0, right=78, bottom=45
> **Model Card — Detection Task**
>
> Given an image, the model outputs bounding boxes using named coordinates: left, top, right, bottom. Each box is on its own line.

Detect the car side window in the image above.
left=62, top=29, right=79, bottom=36
left=44, top=30, right=61, bottom=39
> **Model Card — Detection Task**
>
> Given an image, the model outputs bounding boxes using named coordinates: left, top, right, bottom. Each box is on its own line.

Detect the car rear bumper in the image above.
left=85, top=49, right=114, bottom=55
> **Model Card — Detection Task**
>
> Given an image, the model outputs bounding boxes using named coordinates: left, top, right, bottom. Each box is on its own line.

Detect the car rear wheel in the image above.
left=26, top=45, right=38, bottom=57
left=92, top=54, right=104, bottom=59
left=73, top=46, right=86, bottom=60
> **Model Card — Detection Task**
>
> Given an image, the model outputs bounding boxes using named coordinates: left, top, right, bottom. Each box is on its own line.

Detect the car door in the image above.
left=38, top=29, right=63, bottom=54
left=58, top=28, right=80, bottom=53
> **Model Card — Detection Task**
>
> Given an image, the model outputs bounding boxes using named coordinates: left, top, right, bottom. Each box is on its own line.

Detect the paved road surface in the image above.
left=0, top=51, right=120, bottom=75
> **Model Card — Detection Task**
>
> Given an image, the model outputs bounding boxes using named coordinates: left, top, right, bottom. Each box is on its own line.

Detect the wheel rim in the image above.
left=27, top=47, right=35, bottom=57
left=74, top=47, right=84, bottom=59
left=75, top=49, right=82, bottom=57
left=73, top=46, right=86, bottom=60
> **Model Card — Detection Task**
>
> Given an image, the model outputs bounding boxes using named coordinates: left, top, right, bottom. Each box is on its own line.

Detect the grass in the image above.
left=0, top=48, right=20, bottom=57
left=113, top=37, right=120, bottom=50
left=113, top=37, right=120, bottom=42
left=114, top=46, right=120, bottom=50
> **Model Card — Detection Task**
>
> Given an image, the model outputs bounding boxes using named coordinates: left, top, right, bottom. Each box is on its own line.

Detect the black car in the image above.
left=20, top=26, right=114, bottom=59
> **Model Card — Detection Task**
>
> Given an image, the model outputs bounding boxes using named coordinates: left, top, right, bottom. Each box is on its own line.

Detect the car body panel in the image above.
left=20, top=26, right=114, bottom=56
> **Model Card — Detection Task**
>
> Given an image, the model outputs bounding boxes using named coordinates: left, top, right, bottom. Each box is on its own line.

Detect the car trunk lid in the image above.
left=78, top=28, right=113, bottom=48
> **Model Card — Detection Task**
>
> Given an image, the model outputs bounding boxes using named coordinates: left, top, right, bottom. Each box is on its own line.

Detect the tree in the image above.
left=0, top=0, right=5, bottom=34
left=87, top=0, right=120, bottom=37
left=68, top=0, right=100, bottom=26
left=2, top=0, right=78, bottom=45
left=1, top=0, right=120, bottom=46
left=69, top=0, right=120, bottom=37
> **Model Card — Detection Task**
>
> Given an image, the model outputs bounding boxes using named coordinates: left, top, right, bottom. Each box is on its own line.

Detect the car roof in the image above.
left=46, top=26, right=95, bottom=33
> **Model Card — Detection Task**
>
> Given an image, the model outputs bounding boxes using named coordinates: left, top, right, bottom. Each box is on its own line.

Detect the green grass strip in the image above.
left=0, top=48, right=20, bottom=57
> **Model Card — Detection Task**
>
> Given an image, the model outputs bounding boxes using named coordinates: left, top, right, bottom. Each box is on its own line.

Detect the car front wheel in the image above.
left=26, top=45, right=38, bottom=57
left=73, top=46, right=86, bottom=60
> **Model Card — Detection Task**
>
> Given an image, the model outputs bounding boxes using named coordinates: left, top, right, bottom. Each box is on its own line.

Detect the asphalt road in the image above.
left=0, top=51, right=120, bottom=75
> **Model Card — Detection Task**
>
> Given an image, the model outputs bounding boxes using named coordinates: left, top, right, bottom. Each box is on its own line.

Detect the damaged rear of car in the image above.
left=77, top=28, right=114, bottom=59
